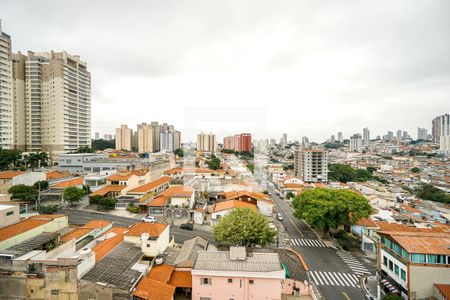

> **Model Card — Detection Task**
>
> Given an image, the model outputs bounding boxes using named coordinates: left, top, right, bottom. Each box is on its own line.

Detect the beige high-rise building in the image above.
left=11, top=50, right=91, bottom=161
left=174, top=130, right=181, bottom=150
left=137, top=123, right=153, bottom=153
left=151, top=121, right=160, bottom=152
left=0, top=21, right=14, bottom=149
left=115, top=125, right=132, bottom=151
left=197, top=132, right=216, bottom=152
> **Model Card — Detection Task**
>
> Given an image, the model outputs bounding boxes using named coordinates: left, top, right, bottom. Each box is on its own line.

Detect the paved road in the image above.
left=267, top=184, right=373, bottom=300
left=67, top=209, right=213, bottom=244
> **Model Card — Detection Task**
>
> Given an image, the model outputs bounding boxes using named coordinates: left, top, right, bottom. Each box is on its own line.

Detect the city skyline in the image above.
left=2, top=1, right=449, bottom=142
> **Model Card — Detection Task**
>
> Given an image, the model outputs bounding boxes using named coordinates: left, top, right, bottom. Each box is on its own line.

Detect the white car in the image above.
left=141, top=216, right=156, bottom=223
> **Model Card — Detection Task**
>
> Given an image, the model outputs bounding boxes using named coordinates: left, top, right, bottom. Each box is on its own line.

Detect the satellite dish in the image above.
left=303, top=280, right=309, bottom=286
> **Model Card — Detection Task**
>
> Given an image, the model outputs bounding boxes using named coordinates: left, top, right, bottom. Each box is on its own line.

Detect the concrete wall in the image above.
left=0, top=205, right=20, bottom=227
left=410, top=265, right=450, bottom=299
left=12, top=172, right=46, bottom=187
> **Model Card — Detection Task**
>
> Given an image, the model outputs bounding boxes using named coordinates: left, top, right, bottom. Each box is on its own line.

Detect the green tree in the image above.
left=26, top=152, right=49, bottom=170
left=98, top=197, right=117, bottom=210
left=383, top=294, right=402, bottom=300
left=8, top=184, right=38, bottom=200
left=174, top=148, right=184, bottom=157
left=89, top=195, right=103, bottom=205
left=411, top=167, right=421, bottom=173
left=206, top=155, right=221, bottom=170
left=63, top=187, right=86, bottom=206
left=286, top=191, right=295, bottom=199
left=38, top=204, right=60, bottom=214
left=213, top=207, right=276, bottom=247
left=328, top=164, right=357, bottom=183
left=33, top=180, right=49, bottom=191
left=92, top=139, right=115, bottom=151
left=283, top=163, right=294, bottom=171
left=292, top=188, right=372, bottom=239
left=416, top=184, right=450, bottom=204
left=74, top=146, right=94, bottom=153
left=0, top=149, right=23, bottom=170
left=247, top=163, right=255, bottom=173
left=366, top=166, right=377, bottom=174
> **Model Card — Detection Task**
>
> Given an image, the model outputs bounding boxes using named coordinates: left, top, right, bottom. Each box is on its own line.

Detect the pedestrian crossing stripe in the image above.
left=309, top=271, right=360, bottom=287
left=290, top=238, right=328, bottom=247
left=337, top=251, right=371, bottom=275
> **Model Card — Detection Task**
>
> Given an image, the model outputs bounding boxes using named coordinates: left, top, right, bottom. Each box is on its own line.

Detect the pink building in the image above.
left=192, top=247, right=285, bottom=300
left=223, top=136, right=234, bottom=150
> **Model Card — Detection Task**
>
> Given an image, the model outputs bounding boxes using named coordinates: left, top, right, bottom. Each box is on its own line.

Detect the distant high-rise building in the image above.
left=281, top=133, right=287, bottom=146
left=239, top=133, right=252, bottom=152
left=137, top=123, right=153, bottom=153
left=151, top=121, right=160, bottom=152
left=387, top=131, right=394, bottom=141
left=300, top=149, right=328, bottom=182
left=12, top=50, right=91, bottom=161
left=159, top=123, right=175, bottom=152
left=0, top=21, right=13, bottom=150
left=94, top=132, right=100, bottom=140
left=103, top=134, right=113, bottom=141
left=396, top=130, right=402, bottom=141
left=270, top=138, right=276, bottom=146
left=432, top=114, right=450, bottom=143
left=115, top=125, right=132, bottom=151
left=174, top=130, right=181, bottom=150
left=294, top=145, right=301, bottom=177
left=337, top=132, right=343, bottom=143
left=197, top=132, right=216, bottom=152
left=417, top=127, right=428, bottom=141
left=440, top=135, right=450, bottom=154
left=223, top=136, right=234, bottom=150
left=363, top=128, right=370, bottom=147
left=349, top=134, right=362, bottom=152
left=331, top=135, right=336, bottom=143
left=301, top=136, right=309, bottom=148
left=402, top=131, right=409, bottom=141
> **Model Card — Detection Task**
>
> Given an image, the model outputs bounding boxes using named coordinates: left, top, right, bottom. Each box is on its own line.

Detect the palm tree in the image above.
left=26, top=152, right=49, bottom=170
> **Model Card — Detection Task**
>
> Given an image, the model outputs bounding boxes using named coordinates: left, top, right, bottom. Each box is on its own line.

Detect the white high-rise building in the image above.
left=337, top=132, right=343, bottom=143
left=349, top=134, right=362, bottom=152
left=0, top=21, right=14, bottom=149
left=197, top=132, right=216, bottom=152
left=417, top=127, right=428, bottom=140
left=440, top=135, right=450, bottom=155
left=299, top=149, right=328, bottom=182
left=281, top=133, right=287, bottom=146
left=432, top=114, right=450, bottom=143
left=363, top=128, right=370, bottom=147
left=137, top=123, right=153, bottom=153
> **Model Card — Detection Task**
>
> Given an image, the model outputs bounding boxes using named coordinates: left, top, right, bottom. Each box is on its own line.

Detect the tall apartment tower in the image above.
left=300, top=149, right=328, bottom=182
left=115, top=125, right=132, bottom=151
left=337, top=132, right=343, bottom=143
left=197, top=132, right=216, bottom=152
left=239, top=133, right=252, bottom=152
left=150, top=121, right=160, bottom=152
left=11, top=51, right=91, bottom=160
left=160, top=123, right=174, bottom=152
left=281, top=133, right=287, bottom=146
left=223, top=136, right=234, bottom=150
left=293, top=145, right=301, bottom=177
left=349, top=134, right=362, bottom=152
left=432, top=114, right=450, bottom=143
left=137, top=123, right=153, bottom=153
left=0, top=21, right=14, bottom=149
left=417, top=127, right=428, bottom=141
left=174, top=130, right=181, bottom=150
left=362, top=127, right=370, bottom=147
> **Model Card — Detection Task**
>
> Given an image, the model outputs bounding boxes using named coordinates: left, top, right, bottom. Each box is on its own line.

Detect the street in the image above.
left=67, top=209, right=214, bottom=244
left=266, top=184, right=375, bottom=300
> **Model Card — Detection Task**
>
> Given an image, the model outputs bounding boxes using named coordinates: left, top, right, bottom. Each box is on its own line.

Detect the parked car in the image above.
left=180, top=223, right=194, bottom=230
left=276, top=213, right=284, bottom=221
left=141, top=215, right=156, bottom=223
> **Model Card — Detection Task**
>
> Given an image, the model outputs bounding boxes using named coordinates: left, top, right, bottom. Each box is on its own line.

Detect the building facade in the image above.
left=432, top=114, right=450, bottom=143
left=115, top=124, right=132, bottom=151
left=0, top=21, right=13, bottom=149
left=300, top=149, right=328, bottom=182
left=350, top=133, right=362, bottom=152
left=137, top=123, right=153, bottom=153
left=197, top=132, right=216, bottom=152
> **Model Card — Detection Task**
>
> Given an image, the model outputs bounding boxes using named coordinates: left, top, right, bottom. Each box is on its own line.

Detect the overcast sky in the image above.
left=2, top=0, right=449, bottom=142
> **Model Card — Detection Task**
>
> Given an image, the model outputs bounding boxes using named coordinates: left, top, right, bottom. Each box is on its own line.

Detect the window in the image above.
left=401, top=269, right=406, bottom=281
left=427, top=254, right=437, bottom=264
left=383, top=256, right=388, bottom=266
left=201, top=278, right=211, bottom=285
left=394, top=264, right=399, bottom=276
left=146, top=244, right=151, bottom=247
left=389, top=260, right=393, bottom=271
left=51, top=290, right=59, bottom=295
left=200, top=298, right=211, bottom=300
left=411, top=254, right=426, bottom=263
left=249, top=280, right=254, bottom=284
left=228, top=278, right=233, bottom=283
left=6, top=211, right=14, bottom=216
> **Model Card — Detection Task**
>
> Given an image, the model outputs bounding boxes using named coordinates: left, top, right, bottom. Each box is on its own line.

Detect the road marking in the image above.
left=290, top=238, right=328, bottom=247
left=310, top=271, right=359, bottom=287
left=289, top=219, right=304, bottom=237
left=343, top=292, right=351, bottom=300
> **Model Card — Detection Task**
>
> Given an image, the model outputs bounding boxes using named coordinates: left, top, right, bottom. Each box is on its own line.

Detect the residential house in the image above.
left=124, top=222, right=171, bottom=257
left=0, top=171, right=46, bottom=194
left=147, top=185, right=196, bottom=215
left=211, top=200, right=257, bottom=223
left=192, top=247, right=285, bottom=300
left=0, top=204, right=20, bottom=228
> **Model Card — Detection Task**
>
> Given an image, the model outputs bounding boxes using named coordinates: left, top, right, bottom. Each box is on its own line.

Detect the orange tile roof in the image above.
left=168, top=270, right=192, bottom=288
left=89, top=185, right=126, bottom=196
left=356, top=217, right=378, bottom=228
left=147, top=264, right=174, bottom=283
left=29, top=214, right=66, bottom=219
left=126, top=222, right=168, bottom=238
left=107, top=173, right=135, bottom=181
left=128, top=176, right=172, bottom=194
left=435, top=284, right=450, bottom=299
left=61, top=228, right=93, bottom=243
left=164, top=168, right=183, bottom=175
left=284, top=183, right=304, bottom=189
left=51, top=177, right=84, bottom=188
left=83, top=220, right=112, bottom=229
left=218, top=190, right=268, bottom=201
left=381, top=231, right=450, bottom=255
left=0, top=170, right=25, bottom=179
left=132, top=277, right=175, bottom=300
left=169, top=185, right=194, bottom=198
left=375, top=221, right=449, bottom=233
left=213, top=200, right=257, bottom=212
left=0, top=218, right=50, bottom=242
left=92, top=227, right=127, bottom=262
left=46, top=170, right=70, bottom=180
left=400, top=205, right=422, bottom=214
left=147, top=196, right=169, bottom=207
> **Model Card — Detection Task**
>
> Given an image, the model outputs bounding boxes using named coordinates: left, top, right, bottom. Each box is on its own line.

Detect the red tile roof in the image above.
left=435, top=284, right=450, bottom=299
left=147, top=196, right=169, bottom=207
left=46, top=171, right=71, bottom=180
left=51, top=177, right=84, bottom=188
left=147, top=264, right=174, bottom=283
left=168, top=270, right=192, bottom=288
left=92, top=227, right=127, bottom=262
left=89, top=185, right=126, bottom=196
left=126, top=222, right=168, bottom=238
left=128, top=176, right=172, bottom=194
left=61, top=220, right=112, bottom=243
left=213, top=200, right=257, bottom=212
left=0, top=171, right=25, bottom=179
left=0, top=214, right=65, bottom=242
left=132, top=277, right=175, bottom=300
left=107, top=173, right=135, bottom=181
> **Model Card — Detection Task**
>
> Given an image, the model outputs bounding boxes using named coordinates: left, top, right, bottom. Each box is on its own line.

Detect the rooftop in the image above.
left=82, top=241, right=143, bottom=290
left=89, top=184, right=126, bottom=196
left=212, top=200, right=256, bottom=212
left=0, top=171, right=25, bottom=179
left=128, top=176, right=171, bottom=194
left=0, top=215, right=65, bottom=242
left=132, top=277, right=175, bottom=300
left=50, top=177, right=84, bottom=188
left=126, top=222, right=168, bottom=238
left=381, top=231, right=450, bottom=255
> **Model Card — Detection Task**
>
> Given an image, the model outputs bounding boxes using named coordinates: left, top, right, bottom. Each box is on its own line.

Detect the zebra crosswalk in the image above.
left=290, top=238, right=328, bottom=247
left=337, top=251, right=371, bottom=276
left=309, top=271, right=360, bottom=287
